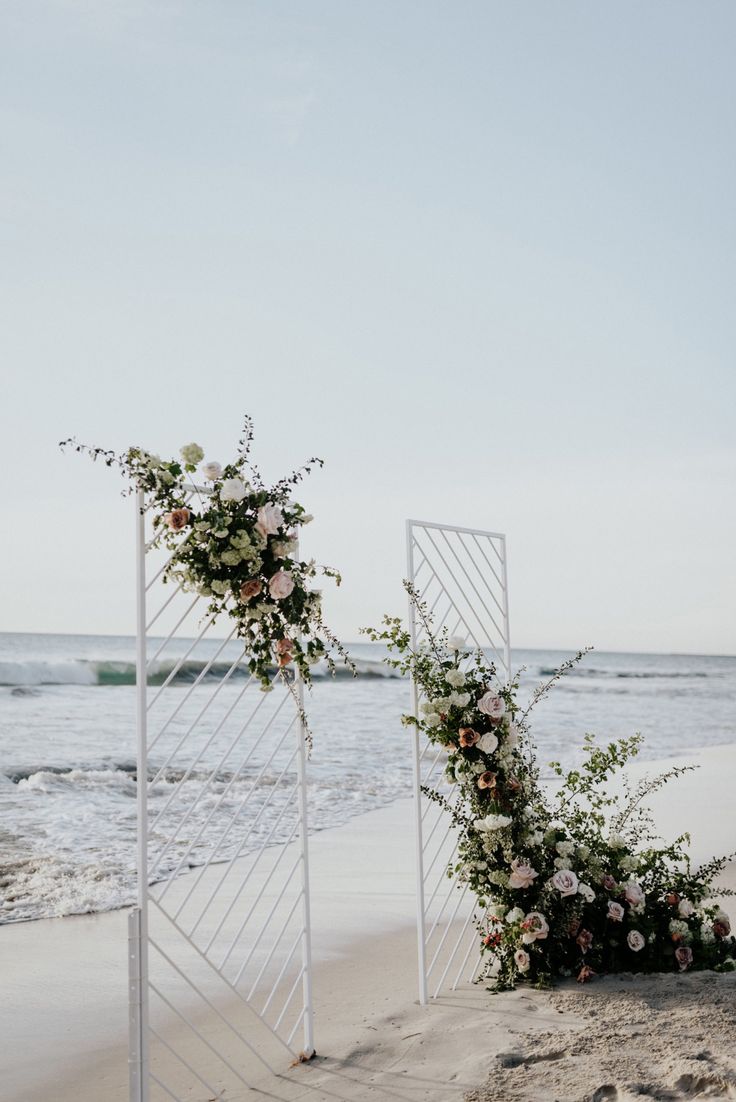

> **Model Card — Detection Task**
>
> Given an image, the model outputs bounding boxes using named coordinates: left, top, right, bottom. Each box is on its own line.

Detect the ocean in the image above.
left=1, top=632, right=734, bottom=924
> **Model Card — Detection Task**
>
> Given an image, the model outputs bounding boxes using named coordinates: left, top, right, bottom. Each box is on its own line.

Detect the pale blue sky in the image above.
left=1, top=1, right=734, bottom=653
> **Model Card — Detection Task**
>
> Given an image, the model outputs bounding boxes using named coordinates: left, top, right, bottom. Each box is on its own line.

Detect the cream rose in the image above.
left=607, top=901, right=625, bottom=922
left=678, top=898, right=695, bottom=918
left=256, top=502, right=284, bottom=537
left=477, top=691, right=506, bottom=721
left=268, top=571, right=295, bottom=600
left=477, top=731, right=498, bottom=754
left=551, top=869, right=579, bottom=897
left=201, top=461, right=223, bottom=480
left=508, top=859, right=538, bottom=890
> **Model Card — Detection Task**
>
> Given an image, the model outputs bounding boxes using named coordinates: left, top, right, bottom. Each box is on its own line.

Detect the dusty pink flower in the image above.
left=576, top=928, right=593, bottom=953
left=275, top=637, right=294, bottom=668
left=514, top=949, right=531, bottom=973
left=256, top=502, right=284, bottom=537
left=577, top=964, right=596, bottom=983
left=508, top=860, right=538, bottom=890
left=607, top=901, right=625, bottom=923
left=239, top=579, right=262, bottom=601
left=458, top=727, right=479, bottom=748
left=268, top=571, right=295, bottom=600
left=713, top=913, right=731, bottom=938
left=163, top=507, right=191, bottom=531
left=675, top=946, right=693, bottom=971
left=477, top=771, right=497, bottom=791
left=627, top=929, right=646, bottom=952
left=623, top=881, right=645, bottom=907
left=602, top=874, right=617, bottom=891
left=551, top=869, right=579, bottom=897
left=477, top=691, right=506, bottom=721
left=665, top=891, right=680, bottom=906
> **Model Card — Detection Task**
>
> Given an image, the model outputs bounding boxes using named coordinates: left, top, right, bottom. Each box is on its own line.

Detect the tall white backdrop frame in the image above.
left=406, top=519, right=511, bottom=1005
left=129, top=488, right=314, bottom=1102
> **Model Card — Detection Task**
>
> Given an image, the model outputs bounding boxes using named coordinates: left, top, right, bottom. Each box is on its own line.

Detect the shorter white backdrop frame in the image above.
left=129, top=488, right=314, bottom=1102
left=406, top=519, right=511, bottom=1005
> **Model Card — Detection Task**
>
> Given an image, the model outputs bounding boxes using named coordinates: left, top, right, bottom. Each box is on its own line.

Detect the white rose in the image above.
left=627, top=929, right=646, bottom=952
left=477, top=731, right=498, bottom=755
left=514, top=949, right=531, bottom=973
left=678, top=899, right=695, bottom=918
left=578, top=882, right=595, bottom=904
left=477, top=691, right=506, bottom=720
left=445, top=668, right=466, bottom=688
left=256, top=502, right=284, bottom=537
left=180, top=442, right=204, bottom=465
left=607, top=901, right=625, bottom=922
left=424, top=712, right=442, bottom=728
left=447, top=635, right=466, bottom=651
left=220, top=477, right=247, bottom=503
left=505, top=722, right=521, bottom=749
left=449, top=691, right=471, bottom=708
left=508, top=860, right=538, bottom=890
left=551, top=869, right=579, bottom=897
left=201, top=461, right=223, bottom=481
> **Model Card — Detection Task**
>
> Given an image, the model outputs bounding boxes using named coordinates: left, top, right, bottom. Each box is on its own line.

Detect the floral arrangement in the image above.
left=61, top=417, right=352, bottom=696
left=365, top=585, right=735, bottom=989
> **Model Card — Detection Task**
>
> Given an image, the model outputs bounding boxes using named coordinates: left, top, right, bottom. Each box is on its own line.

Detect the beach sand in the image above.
left=2, top=743, right=735, bottom=1102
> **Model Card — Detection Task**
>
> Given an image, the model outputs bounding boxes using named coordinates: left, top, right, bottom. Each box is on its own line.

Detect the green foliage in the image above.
left=368, top=584, right=736, bottom=988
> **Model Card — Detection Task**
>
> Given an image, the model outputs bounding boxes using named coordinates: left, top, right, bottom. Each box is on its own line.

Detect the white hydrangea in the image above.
left=608, top=832, right=626, bottom=849
left=669, top=919, right=690, bottom=939
left=475, top=813, right=512, bottom=833
left=449, top=691, right=471, bottom=708
left=505, top=907, right=525, bottom=924
left=554, top=857, right=573, bottom=870
left=619, top=855, right=639, bottom=873
left=556, top=840, right=575, bottom=858
left=577, top=844, right=591, bottom=861
left=180, top=442, right=204, bottom=465
left=424, top=712, right=442, bottom=728
left=445, top=668, right=466, bottom=688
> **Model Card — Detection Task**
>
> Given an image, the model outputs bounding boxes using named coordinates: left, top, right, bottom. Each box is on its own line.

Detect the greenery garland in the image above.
left=365, top=583, right=735, bottom=989
left=61, top=417, right=353, bottom=704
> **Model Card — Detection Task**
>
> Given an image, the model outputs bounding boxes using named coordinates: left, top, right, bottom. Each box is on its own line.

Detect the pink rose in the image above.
left=713, top=912, right=731, bottom=938
left=627, top=929, right=646, bottom=952
left=607, top=901, right=625, bottom=923
left=576, top=928, right=593, bottom=953
left=477, top=691, right=506, bottom=722
left=551, top=869, right=579, bottom=898
left=268, top=571, right=295, bottom=600
left=163, top=507, right=191, bottom=531
left=239, top=579, right=262, bottom=601
left=508, top=860, right=538, bottom=890
left=458, top=727, right=480, bottom=748
left=256, top=502, right=284, bottom=537
left=675, top=946, right=693, bottom=971
left=602, top=874, right=617, bottom=891
left=623, top=881, right=645, bottom=907
left=514, top=949, right=531, bottom=973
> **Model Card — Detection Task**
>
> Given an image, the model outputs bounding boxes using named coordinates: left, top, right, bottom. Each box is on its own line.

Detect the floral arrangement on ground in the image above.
left=365, top=584, right=735, bottom=989
left=62, top=417, right=352, bottom=699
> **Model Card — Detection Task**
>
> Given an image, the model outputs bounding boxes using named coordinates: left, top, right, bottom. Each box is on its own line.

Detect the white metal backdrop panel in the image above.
left=129, top=490, right=314, bottom=1102
left=406, top=519, right=511, bottom=1005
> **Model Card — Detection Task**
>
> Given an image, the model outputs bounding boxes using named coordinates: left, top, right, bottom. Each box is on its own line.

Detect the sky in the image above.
left=1, top=0, right=734, bottom=654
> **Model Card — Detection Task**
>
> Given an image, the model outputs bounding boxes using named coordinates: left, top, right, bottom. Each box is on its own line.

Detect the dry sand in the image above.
left=2, top=743, right=735, bottom=1102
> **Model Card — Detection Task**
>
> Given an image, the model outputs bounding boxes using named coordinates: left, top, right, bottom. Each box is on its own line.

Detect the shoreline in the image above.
left=3, top=743, right=736, bottom=1100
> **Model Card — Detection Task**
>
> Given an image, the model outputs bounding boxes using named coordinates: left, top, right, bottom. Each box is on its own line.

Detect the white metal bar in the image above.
left=407, top=518, right=506, bottom=540
left=407, top=522, right=428, bottom=1007
left=148, top=982, right=253, bottom=1088
left=246, top=893, right=302, bottom=1001
left=149, top=1072, right=181, bottom=1101
left=229, top=848, right=301, bottom=984
left=133, top=492, right=150, bottom=1102
left=146, top=615, right=216, bottom=708
left=260, top=930, right=302, bottom=1016
left=148, top=1025, right=220, bottom=1098
left=273, top=966, right=305, bottom=1032
left=146, top=630, right=237, bottom=749
left=294, top=660, right=315, bottom=1056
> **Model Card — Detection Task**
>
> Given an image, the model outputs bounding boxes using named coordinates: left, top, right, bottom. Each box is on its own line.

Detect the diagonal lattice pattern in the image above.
left=406, top=519, right=511, bottom=1004
left=129, top=489, right=313, bottom=1102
